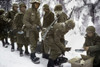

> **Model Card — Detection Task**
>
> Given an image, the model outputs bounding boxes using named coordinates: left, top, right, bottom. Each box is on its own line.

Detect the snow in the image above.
left=0, top=31, right=86, bottom=67
left=1, top=0, right=100, bottom=67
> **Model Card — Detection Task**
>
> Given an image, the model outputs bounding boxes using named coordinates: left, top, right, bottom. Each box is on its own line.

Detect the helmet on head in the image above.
left=65, top=20, right=75, bottom=29
left=0, top=9, right=5, bottom=15
left=43, top=4, right=49, bottom=10
left=19, top=2, right=26, bottom=8
left=86, top=26, right=95, bottom=33
left=54, top=4, right=62, bottom=11
left=30, top=0, right=41, bottom=4
left=12, top=3, right=18, bottom=7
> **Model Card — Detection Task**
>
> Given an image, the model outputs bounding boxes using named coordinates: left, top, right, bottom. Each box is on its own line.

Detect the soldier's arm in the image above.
left=50, top=12, right=54, bottom=24
left=63, top=12, right=68, bottom=21
left=23, top=10, right=32, bottom=28
left=83, top=37, right=89, bottom=48
left=5, top=11, right=12, bottom=22
left=1, top=15, right=10, bottom=23
left=88, top=36, right=100, bottom=52
left=13, top=13, right=19, bottom=29
left=6, top=11, right=11, bottom=18
left=54, top=29, right=65, bottom=52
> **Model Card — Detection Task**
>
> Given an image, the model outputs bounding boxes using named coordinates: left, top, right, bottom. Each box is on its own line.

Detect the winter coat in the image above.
left=83, top=33, right=100, bottom=65
left=84, top=33, right=100, bottom=57
left=6, top=10, right=18, bottom=30
left=44, top=23, right=69, bottom=60
left=43, top=11, right=54, bottom=28
left=23, top=8, right=41, bottom=53
left=57, top=12, right=68, bottom=23
left=0, top=15, right=8, bottom=39
left=23, top=8, right=41, bottom=37
left=13, top=12, right=29, bottom=44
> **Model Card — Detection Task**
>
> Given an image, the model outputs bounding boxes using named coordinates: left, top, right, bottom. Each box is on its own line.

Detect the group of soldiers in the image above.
left=0, top=0, right=100, bottom=67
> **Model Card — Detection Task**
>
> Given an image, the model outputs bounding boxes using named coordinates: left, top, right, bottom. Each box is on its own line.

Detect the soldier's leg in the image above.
left=42, top=43, right=49, bottom=59
left=47, top=52, right=59, bottom=67
left=1, top=37, right=8, bottom=48
left=5, top=29, right=10, bottom=45
left=17, top=43, right=23, bottom=56
left=93, top=56, right=100, bottom=67
left=29, top=32, right=37, bottom=53
left=9, top=30, right=15, bottom=51
left=29, top=32, right=40, bottom=64
left=5, top=37, right=10, bottom=45
left=1, top=38, right=5, bottom=47
left=48, top=48, right=62, bottom=67
left=10, top=36, right=15, bottom=51
left=47, top=58, right=55, bottom=67
left=24, top=44, right=29, bottom=55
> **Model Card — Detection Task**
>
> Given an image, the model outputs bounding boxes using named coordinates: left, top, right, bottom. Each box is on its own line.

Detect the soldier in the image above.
left=54, top=4, right=68, bottom=45
left=54, top=4, right=68, bottom=23
left=83, top=26, right=100, bottom=67
left=44, top=20, right=75, bottom=67
left=43, top=4, right=54, bottom=28
left=23, top=0, right=41, bottom=64
left=13, top=3, right=29, bottom=56
left=6, top=3, right=18, bottom=52
left=0, top=9, right=11, bottom=48
left=42, top=4, right=54, bottom=59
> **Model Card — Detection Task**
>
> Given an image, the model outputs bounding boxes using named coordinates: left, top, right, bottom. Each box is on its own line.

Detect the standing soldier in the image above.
left=44, top=20, right=75, bottom=67
left=83, top=26, right=100, bottom=67
left=0, top=9, right=11, bottom=48
left=23, top=0, right=41, bottom=64
left=6, top=3, right=18, bottom=52
left=42, top=4, right=54, bottom=59
left=13, top=3, right=29, bottom=57
left=42, top=4, right=54, bottom=28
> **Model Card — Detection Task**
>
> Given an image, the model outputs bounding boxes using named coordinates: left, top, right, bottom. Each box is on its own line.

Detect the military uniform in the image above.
left=23, top=8, right=41, bottom=52
left=0, top=9, right=10, bottom=47
left=54, top=4, right=68, bottom=45
left=13, top=3, right=29, bottom=56
left=43, top=4, right=54, bottom=28
left=6, top=3, right=18, bottom=51
left=42, top=4, right=54, bottom=59
left=54, top=4, right=68, bottom=23
left=14, top=12, right=29, bottom=56
left=46, top=20, right=75, bottom=67
left=23, top=0, right=41, bottom=64
left=84, top=26, right=100, bottom=67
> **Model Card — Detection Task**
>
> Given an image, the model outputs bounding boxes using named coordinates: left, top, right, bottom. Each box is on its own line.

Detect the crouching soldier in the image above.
left=44, top=20, right=75, bottom=67
left=23, top=0, right=41, bottom=64
left=42, top=4, right=54, bottom=59
left=13, top=3, right=29, bottom=56
left=54, top=4, right=68, bottom=46
left=83, top=26, right=100, bottom=67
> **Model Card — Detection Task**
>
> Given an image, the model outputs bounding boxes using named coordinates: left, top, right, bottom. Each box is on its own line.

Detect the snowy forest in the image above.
left=1, top=0, right=100, bottom=35
left=0, top=0, right=100, bottom=67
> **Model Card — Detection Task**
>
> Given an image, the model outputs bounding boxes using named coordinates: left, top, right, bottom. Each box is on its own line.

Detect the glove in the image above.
left=65, top=47, right=71, bottom=52
left=62, top=52, right=65, bottom=56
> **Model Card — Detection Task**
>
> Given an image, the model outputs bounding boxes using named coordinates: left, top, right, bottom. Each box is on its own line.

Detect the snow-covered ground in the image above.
left=0, top=31, right=86, bottom=67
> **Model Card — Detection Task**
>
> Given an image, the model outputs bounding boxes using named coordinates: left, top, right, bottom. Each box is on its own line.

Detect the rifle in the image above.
left=42, top=6, right=75, bottom=41
left=67, top=6, right=75, bottom=20
left=42, top=15, right=60, bottom=41
left=35, top=15, right=60, bottom=53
